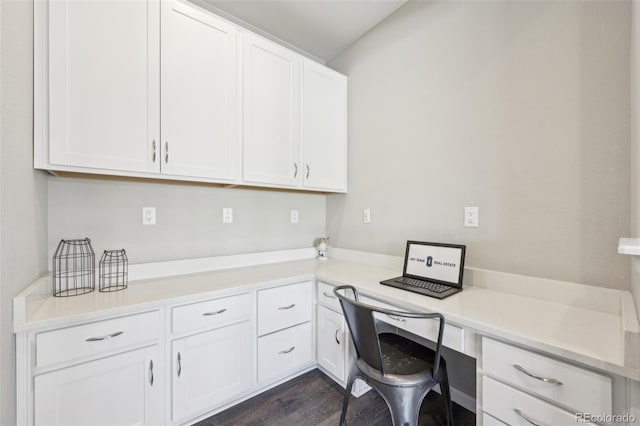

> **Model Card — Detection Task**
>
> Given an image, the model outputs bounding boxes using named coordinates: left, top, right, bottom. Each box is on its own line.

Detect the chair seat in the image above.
left=356, top=333, right=445, bottom=387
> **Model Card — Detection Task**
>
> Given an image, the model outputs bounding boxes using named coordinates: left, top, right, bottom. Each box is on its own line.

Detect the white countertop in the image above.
left=14, top=253, right=640, bottom=381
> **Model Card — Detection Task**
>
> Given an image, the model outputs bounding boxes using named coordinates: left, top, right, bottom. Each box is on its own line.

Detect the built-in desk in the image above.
left=14, top=248, right=640, bottom=425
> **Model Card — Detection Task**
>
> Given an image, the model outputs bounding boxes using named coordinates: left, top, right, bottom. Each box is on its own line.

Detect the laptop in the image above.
left=380, top=241, right=466, bottom=300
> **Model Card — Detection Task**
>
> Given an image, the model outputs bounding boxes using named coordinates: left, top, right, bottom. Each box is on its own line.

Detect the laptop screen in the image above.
left=403, top=241, right=466, bottom=288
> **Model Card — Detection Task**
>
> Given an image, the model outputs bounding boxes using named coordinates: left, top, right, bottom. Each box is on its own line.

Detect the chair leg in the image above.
left=340, top=371, right=357, bottom=426
left=376, top=382, right=427, bottom=426
left=439, top=370, right=454, bottom=426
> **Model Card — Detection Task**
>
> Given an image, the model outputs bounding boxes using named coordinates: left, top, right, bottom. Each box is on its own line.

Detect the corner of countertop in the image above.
left=13, top=274, right=52, bottom=333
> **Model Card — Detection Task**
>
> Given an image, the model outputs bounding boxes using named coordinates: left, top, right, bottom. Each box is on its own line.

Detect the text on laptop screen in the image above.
left=405, top=243, right=463, bottom=285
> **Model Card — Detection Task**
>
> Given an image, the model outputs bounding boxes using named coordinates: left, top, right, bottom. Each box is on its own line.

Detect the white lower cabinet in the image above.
left=481, top=337, right=609, bottom=426
left=317, top=305, right=346, bottom=382
left=257, top=322, right=313, bottom=383
left=171, top=321, right=253, bottom=422
left=34, top=345, right=163, bottom=426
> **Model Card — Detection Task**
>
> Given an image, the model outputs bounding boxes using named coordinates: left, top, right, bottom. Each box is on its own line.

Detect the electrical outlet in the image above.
left=464, top=207, right=478, bottom=228
left=223, top=208, right=233, bottom=224
left=363, top=208, right=371, bottom=224
left=142, top=207, right=156, bottom=225
left=290, top=209, right=299, bottom=224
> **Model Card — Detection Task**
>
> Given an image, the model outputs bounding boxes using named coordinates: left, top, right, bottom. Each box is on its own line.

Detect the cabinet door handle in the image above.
left=387, top=314, right=406, bottom=322
left=335, top=328, right=342, bottom=345
left=202, top=308, right=227, bottom=316
left=513, top=364, right=563, bottom=385
left=305, top=164, right=310, bottom=179
left=514, top=408, right=541, bottom=426
left=165, top=141, right=169, bottom=164
left=293, top=162, right=298, bottom=178
left=278, top=346, right=295, bottom=354
left=278, top=303, right=295, bottom=310
left=85, top=331, right=124, bottom=342
left=322, top=292, right=336, bottom=299
left=152, top=140, right=156, bottom=163
left=149, top=359, right=154, bottom=386
left=177, top=352, right=182, bottom=377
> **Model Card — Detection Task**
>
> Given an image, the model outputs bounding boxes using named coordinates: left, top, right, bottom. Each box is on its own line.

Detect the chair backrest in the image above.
left=333, top=285, right=445, bottom=376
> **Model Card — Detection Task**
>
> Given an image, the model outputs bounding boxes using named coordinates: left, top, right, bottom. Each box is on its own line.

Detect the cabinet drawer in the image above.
left=483, top=376, right=597, bottom=426
left=258, top=322, right=313, bottom=383
left=36, top=310, right=160, bottom=368
left=258, top=281, right=312, bottom=336
left=361, top=296, right=464, bottom=352
left=317, top=281, right=341, bottom=313
left=482, top=412, right=507, bottom=426
left=172, top=292, right=251, bottom=335
left=482, top=337, right=611, bottom=415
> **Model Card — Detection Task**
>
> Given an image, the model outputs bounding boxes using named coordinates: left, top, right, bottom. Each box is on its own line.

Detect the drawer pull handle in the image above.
left=85, top=331, right=124, bottom=342
left=322, top=292, right=336, bottom=299
left=149, top=360, right=154, bottom=386
left=514, top=408, right=541, bottom=426
left=387, top=314, right=406, bottom=322
left=278, top=304, right=296, bottom=310
left=278, top=346, right=296, bottom=354
left=177, top=352, right=182, bottom=377
left=293, top=162, right=298, bottom=178
left=513, top=364, right=563, bottom=385
left=335, top=328, right=342, bottom=345
left=203, top=309, right=227, bottom=316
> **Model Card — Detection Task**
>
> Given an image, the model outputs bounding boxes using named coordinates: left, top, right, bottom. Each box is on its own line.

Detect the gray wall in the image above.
left=632, top=0, right=640, bottom=314
left=0, top=1, right=49, bottom=424
left=327, top=0, right=631, bottom=289
left=48, top=177, right=326, bottom=265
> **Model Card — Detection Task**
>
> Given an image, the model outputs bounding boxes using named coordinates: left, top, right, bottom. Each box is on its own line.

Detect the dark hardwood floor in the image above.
left=197, top=369, right=475, bottom=426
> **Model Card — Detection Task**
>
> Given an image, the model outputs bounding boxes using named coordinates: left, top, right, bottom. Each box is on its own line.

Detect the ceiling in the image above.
left=203, top=0, right=408, bottom=61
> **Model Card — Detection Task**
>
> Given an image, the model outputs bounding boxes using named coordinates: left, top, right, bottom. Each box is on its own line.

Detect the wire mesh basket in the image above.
left=99, top=249, right=128, bottom=292
left=53, top=238, right=95, bottom=297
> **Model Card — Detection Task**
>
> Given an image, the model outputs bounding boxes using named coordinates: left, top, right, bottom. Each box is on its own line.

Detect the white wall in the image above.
left=0, top=1, right=49, bottom=424
left=327, top=0, right=631, bottom=289
left=48, top=177, right=326, bottom=265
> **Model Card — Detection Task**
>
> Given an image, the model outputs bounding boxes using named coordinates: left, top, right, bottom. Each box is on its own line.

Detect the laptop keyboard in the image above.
left=395, top=277, right=450, bottom=293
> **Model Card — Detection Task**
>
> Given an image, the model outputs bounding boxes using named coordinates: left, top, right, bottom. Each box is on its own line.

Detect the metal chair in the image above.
left=333, top=285, right=454, bottom=426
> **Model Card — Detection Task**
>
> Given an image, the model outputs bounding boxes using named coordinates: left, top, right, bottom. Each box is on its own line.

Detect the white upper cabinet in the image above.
left=161, top=0, right=240, bottom=181
left=302, top=61, right=347, bottom=192
left=35, top=0, right=347, bottom=192
left=38, top=0, right=160, bottom=173
left=242, top=33, right=302, bottom=188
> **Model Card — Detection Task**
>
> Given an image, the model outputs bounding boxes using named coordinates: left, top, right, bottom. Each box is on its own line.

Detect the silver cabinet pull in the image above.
left=278, top=304, right=295, bottom=310
left=293, top=162, right=298, bottom=178
left=322, top=292, right=336, bottom=299
left=177, top=352, right=182, bottom=377
left=335, top=328, right=341, bottom=345
left=387, top=314, right=406, bottom=322
left=202, top=308, right=227, bottom=316
left=149, top=359, right=154, bottom=386
left=152, top=140, right=156, bottom=163
left=514, top=408, right=541, bottom=426
left=513, top=364, right=563, bottom=385
left=305, top=164, right=310, bottom=179
left=278, top=346, right=295, bottom=354
left=85, top=331, right=124, bottom=342
left=165, top=141, right=169, bottom=164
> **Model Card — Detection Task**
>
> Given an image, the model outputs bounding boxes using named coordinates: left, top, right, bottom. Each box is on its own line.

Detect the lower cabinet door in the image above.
left=172, top=321, right=253, bottom=422
left=317, top=305, right=346, bottom=382
left=34, top=345, right=163, bottom=426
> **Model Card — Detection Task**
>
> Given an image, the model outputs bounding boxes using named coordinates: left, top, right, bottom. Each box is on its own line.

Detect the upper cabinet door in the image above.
left=45, top=0, right=160, bottom=173
left=243, top=34, right=302, bottom=187
left=302, top=62, right=347, bottom=192
left=161, top=0, right=240, bottom=181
